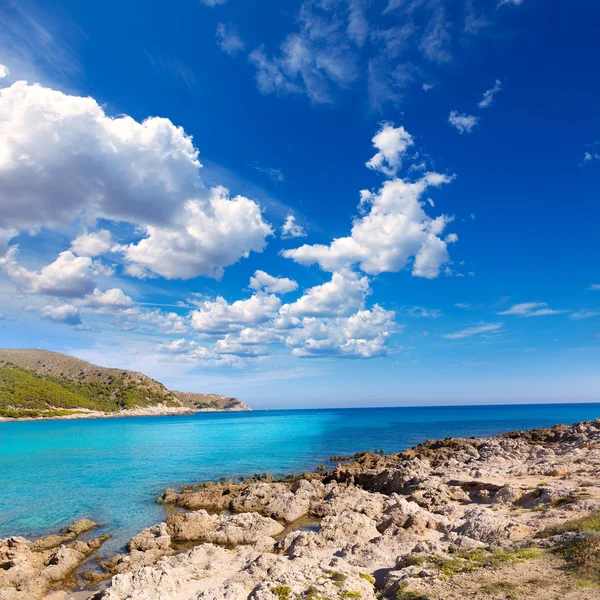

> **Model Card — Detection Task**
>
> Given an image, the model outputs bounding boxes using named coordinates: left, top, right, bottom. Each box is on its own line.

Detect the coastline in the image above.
left=0, top=404, right=252, bottom=423
left=3, top=417, right=600, bottom=600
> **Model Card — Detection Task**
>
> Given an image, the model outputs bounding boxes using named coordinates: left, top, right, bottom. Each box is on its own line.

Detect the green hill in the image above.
left=0, top=349, right=250, bottom=419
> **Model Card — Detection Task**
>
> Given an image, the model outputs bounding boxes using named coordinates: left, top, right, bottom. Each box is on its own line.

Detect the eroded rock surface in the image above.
left=0, top=520, right=109, bottom=600
left=12, top=419, right=600, bottom=599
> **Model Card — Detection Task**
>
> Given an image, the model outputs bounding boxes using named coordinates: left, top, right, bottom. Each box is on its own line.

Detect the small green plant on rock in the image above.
left=395, top=582, right=430, bottom=600
left=480, top=580, right=518, bottom=598
left=360, top=573, right=375, bottom=585
left=272, top=585, right=292, bottom=600
left=340, top=592, right=362, bottom=599
left=324, top=571, right=347, bottom=588
left=560, top=532, right=600, bottom=586
left=402, top=555, right=426, bottom=567
left=431, top=547, right=540, bottom=577
left=304, top=586, right=328, bottom=600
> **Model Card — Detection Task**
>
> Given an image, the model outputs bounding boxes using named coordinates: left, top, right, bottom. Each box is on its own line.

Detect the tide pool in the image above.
left=1, top=403, right=599, bottom=554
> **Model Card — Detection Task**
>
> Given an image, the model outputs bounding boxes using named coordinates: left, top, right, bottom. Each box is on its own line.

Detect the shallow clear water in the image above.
left=1, top=403, right=599, bottom=554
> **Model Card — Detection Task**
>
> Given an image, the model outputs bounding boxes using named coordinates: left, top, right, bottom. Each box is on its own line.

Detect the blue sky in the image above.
left=0, top=0, right=598, bottom=408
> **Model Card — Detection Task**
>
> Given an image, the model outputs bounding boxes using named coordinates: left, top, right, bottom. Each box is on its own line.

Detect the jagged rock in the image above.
left=31, top=519, right=97, bottom=551
left=453, top=508, right=515, bottom=543
left=312, top=484, right=388, bottom=519
left=494, top=485, right=522, bottom=504
left=320, top=510, right=380, bottom=542
left=0, top=525, right=109, bottom=600
left=168, top=510, right=284, bottom=545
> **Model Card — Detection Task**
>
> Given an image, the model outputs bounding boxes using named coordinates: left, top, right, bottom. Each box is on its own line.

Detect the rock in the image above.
left=31, top=519, right=98, bottom=551
left=312, top=485, right=388, bottom=519
left=493, top=485, right=521, bottom=504
left=127, top=523, right=171, bottom=553
left=0, top=527, right=109, bottom=600
left=320, top=510, right=380, bottom=542
left=229, top=480, right=324, bottom=523
left=453, top=508, right=514, bottom=543
left=167, top=510, right=284, bottom=545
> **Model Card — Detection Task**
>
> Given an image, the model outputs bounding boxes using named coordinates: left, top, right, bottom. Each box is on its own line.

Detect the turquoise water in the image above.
left=1, top=403, right=599, bottom=554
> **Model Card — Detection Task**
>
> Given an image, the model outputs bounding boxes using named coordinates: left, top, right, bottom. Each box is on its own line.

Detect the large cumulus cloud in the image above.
left=0, top=81, right=272, bottom=279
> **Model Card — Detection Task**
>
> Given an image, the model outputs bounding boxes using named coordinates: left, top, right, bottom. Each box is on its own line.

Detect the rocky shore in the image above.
left=3, top=419, right=600, bottom=599
left=0, top=402, right=251, bottom=423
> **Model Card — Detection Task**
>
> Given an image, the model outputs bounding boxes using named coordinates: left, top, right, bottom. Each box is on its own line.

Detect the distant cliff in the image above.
left=0, top=348, right=250, bottom=420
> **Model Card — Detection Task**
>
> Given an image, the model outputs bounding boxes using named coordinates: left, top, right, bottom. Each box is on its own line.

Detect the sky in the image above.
left=0, top=0, right=599, bottom=409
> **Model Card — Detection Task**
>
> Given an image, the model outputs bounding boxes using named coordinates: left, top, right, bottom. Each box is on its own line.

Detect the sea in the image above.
left=1, top=403, right=599, bottom=554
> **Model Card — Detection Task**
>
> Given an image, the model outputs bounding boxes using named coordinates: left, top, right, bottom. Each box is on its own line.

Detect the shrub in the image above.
left=560, top=532, right=600, bottom=585
left=272, top=585, right=292, bottom=600
left=395, top=583, right=430, bottom=600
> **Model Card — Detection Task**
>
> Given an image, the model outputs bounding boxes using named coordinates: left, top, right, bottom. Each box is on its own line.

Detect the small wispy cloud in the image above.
left=498, top=302, right=566, bottom=317
left=251, top=163, right=285, bottom=183
left=588, top=284, right=600, bottom=290
left=0, top=64, right=9, bottom=79
left=581, top=143, right=600, bottom=166
left=454, top=302, right=473, bottom=309
left=442, top=322, right=503, bottom=339
left=145, top=52, right=197, bottom=91
left=216, top=23, right=245, bottom=56
left=200, top=0, right=227, bottom=6
left=400, top=306, right=442, bottom=318
left=448, top=111, right=479, bottom=134
left=478, top=79, right=502, bottom=108
left=497, top=0, right=523, bottom=7
left=569, top=309, right=600, bottom=321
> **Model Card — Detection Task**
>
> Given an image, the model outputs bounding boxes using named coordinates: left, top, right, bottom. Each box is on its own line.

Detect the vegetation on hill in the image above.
left=0, top=363, right=179, bottom=419
left=0, top=349, right=250, bottom=419
left=173, top=390, right=250, bottom=412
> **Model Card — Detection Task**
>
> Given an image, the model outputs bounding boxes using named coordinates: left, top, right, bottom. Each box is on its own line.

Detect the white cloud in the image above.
left=401, top=306, right=442, bottom=318
left=190, top=293, right=282, bottom=335
left=366, top=123, right=414, bottom=177
left=454, top=302, right=473, bottom=309
left=0, top=64, right=8, bottom=79
left=212, top=336, right=269, bottom=357
left=281, top=214, right=306, bottom=239
left=248, top=1, right=362, bottom=105
left=498, top=0, right=523, bottom=6
left=249, top=270, right=298, bottom=294
left=136, top=310, right=187, bottom=335
left=448, top=111, right=479, bottom=134
left=588, top=284, right=600, bottom=291
left=422, top=83, right=434, bottom=91
left=2, top=249, right=96, bottom=298
left=442, top=322, right=503, bottom=339
left=121, top=186, right=273, bottom=280
left=0, top=228, right=17, bottom=254
left=251, top=164, right=285, bottom=183
left=281, top=270, right=369, bottom=318
left=498, top=302, right=566, bottom=317
left=569, top=309, right=600, bottom=321
left=478, top=79, right=502, bottom=109
left=81, top=288, right=134, bottom=310
left=156, top=338, right=248, bottom=368
left=583, top=150, right=600, bottom=164
left=41, top=304, right=82, bottom=326
left=285, top=304, right=396, bottom=358
left=419, top=9, right=452, bottom=64
left=283, top=171, right=455, bottom=279
left=0, top=81, right=272, bottom=280
left=70, top=230, right=112, bottom=257
left=200, top=0, right=227, bottom=5
left=216, top=23, right=245, bottom=56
